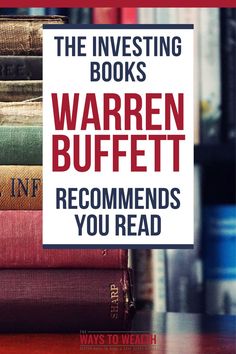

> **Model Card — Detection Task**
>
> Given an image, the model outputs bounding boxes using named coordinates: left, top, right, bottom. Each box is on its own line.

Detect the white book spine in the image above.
left=138, top=8, right=155, bottom=24
left=200, top=8, right=221, bottom=142
left=155, top=8, right=179, bottom=24
left=178, top=8, right=200, bottom=144
left=153, top=250, right=167, bottom=312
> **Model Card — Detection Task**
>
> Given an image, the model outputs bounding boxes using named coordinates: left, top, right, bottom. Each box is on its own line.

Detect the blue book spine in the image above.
left=204, top=205, right=236, bottom=314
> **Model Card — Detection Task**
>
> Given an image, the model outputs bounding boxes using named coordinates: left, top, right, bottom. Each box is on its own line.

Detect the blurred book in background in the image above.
left=0, top=7, right=235, bottom=317
left=203, top=165, right=236, bottom=314
left=166, top=166, right=203, bottom=313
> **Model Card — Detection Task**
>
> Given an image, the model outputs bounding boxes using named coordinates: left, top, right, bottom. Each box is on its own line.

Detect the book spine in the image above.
left=45, top=9, right=70, bottom=16
left=121, top=8, right=137, bottom=24
left=93, top=8, right=120, bottom=24
left=200, top=8, right=221, bottom=143
left=155, top=8, right=178, bottom=24
left=0, top=17, right=67, bottom=55
left=178, top=8, right=200, bottom=145
left=28, top=8, right=46, bottom=16
left=132, top=249, right=153, bottom=309
left=166, top=166, right=203, bottom=312
left=203, top=205, right=236, bottom=314
left=153, top=250, right=167, bottom=312
left=69, top=8, right=92, bottom=24
left=0, top=126, right=42, bottom=165
left=220, top=9, right=236, bottom=142
left=0, top=56, right=42, bottom=80
left=0, top=81, right=42, bottom=102
left=138, top=8, right=155, bottom=24
left=0, top=210, right=128, bottom=268
left=0, top=166, right=42, bottom=210
left=0, top=102, right=42, bottom=125
left=0, top=269, right=134, bottom=332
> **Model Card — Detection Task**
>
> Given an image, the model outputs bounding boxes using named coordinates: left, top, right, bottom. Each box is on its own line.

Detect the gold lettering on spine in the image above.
left=110, top=284, right=119, bottom=320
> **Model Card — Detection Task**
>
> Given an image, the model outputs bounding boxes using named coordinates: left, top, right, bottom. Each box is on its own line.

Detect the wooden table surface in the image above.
left=0, top=312, right=235, bottom=354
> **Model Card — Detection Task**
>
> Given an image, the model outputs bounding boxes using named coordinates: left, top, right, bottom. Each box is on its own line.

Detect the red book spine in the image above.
left=0, top=211, right=127, bottom=268
left=121, top=8, right=137, bottom=24
left=93, top=8, right=120, bottom=24
left=0, top=269, right=134, bottom=332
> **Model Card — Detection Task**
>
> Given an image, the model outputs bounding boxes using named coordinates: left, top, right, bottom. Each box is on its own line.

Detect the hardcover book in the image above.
left=0, top=16, right=67, bottom=55
left=0, top=210, right=128, bottom=268
left=0, top=166, right=42, bottom=210
left=0, top=56, right=42, bottom=80
left=0, top=269, right=134, bottom=332
left=93, top=8, right=120, bottom=24
left=0, top=126, right=42, bottom=165
left=0, top=81, right=42, bottom=102
left=0, top=102, right=42, bottom=125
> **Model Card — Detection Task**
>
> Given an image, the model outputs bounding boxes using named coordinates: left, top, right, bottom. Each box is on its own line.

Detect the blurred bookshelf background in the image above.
left=0, top=7, right=235, bottom=316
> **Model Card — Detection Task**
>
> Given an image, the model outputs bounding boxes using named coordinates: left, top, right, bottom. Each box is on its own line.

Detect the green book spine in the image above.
left=0, top=127, right=42, bottom=165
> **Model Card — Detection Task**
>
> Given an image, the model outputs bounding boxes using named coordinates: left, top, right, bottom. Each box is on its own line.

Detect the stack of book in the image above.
left=0, top=15, right=134, bottom=332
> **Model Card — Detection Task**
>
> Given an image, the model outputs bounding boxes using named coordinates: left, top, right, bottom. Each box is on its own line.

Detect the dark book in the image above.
left=0, top=126, right=42, bottom=165
left=133, top=249, right=153, bottom=309
left=0, top=16, right=67, bottom=55
left=166, top=166, right=203, bottom=313
left=69, top=8, right=92, bottom=24
left=0, top=211, right=128, bottom=268
left=0, top=56, right=42, bottom=80
left=0, top=269, right=134, bottom=332
left=220, top=8, right=236, bottom=142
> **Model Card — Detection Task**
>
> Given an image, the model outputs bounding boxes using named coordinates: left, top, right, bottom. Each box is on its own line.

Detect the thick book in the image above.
left=0, top=166, right=42, bottom=210
left=0, top=102, right=42, bottom=125
left=0, top=269, right=134, bottom=332
left=0, top=126, right=42, bottom=165
left=0, top=16, right=67, bottom=55
left=221, top=9, right=236, bottom=142
left=0, top=56, right=42, bottom=80
left=0, top=81, right=42, bottom=102
left=93, top=8, right=120, bottom=24
left=0, top=211, right=127, bottom=268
